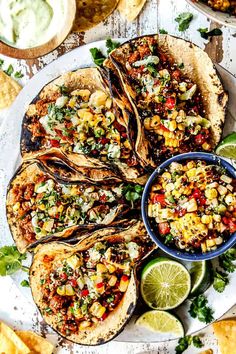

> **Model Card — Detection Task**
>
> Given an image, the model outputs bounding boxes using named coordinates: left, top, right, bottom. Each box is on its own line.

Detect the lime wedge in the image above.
left=140, top=257, right=191, bottom=310
left=190, top=260, right=212, bottom=296
left=216, top=132, right=236, bottom=159
left=136, top=310, right=184, bottom=336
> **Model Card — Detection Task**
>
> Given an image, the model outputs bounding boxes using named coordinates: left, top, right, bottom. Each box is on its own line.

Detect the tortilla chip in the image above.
left=0, top=71, right=21, bottom=109
left=199, top=350, right=213, bottom=354
left=16, top=331, right=54, bottom=354
left=213, top=319, right=236, bottom=354
left=0, top=322, right=31, bottom=354
left=73, top=0, right=119, bottom=31
left=118, top=0, right=147, bottom=21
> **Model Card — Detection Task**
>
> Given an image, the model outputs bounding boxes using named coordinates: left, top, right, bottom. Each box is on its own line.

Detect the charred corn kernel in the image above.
left=43, top=220, right=54, bottom=232
left=108, top=275, right=117, bottom=287
left=89, top=90, right=108, bottom=107
left=107, top=264, right=116, bottom=273
left=124, top=140, right=131, bottom=149
left=70, top=186, right=78, bottom=196
left=119, top=277, right=129, bottom=292
left=97, top=263, right=107, bottom=274
left=225, top=194, right=236, bottom=205
left=90, top=302, right=106, bottom=318
left=177, top=123, right=185, bottom=131
left=162, top=172, right=171, bottom=180
left=78, top=132, right=87, bottom=141
left=213, top=214, right=221, bottom=222
left=186, top=168, right=197, bottom=178
left=77, top=109, right=92, bottom=120
left=144, top=117, right=151, bottom=130
left=150, top=115, right=161, bottom=128
left=202, top=142, right=211, bottom=151
left=57, top=285, right=66, bottom=295
left=201, top=242, right=207, bottom=253
left=201, top=215, right=212, bottom=224
left=13, top=202, right=20, bottom=212
left=67, top=255, right=81, bottom=269
left=215, top=236, right=223, bottom=245
left=206, top=239, right=216, bottom=248
left=71, top=89, right=90, bottom=100
left=187, top=161, right=196, bottom=169
left=165, top=137, right=179, bottom=147
left=73, top=308, right=83, bottom=319
left=168, top=120, right=177, bottom=132
left=68, top=97, right=77, bottom=108
left=65, top=284, right=75, bottom=296
left=58, top=205, right=64, bottom=213
left=170, top=110, right=178, bottom=120
left=79, top=321, right=91, bottom=330
left=205, top=188, right=218, bottom=199
left=186, top=198, right=198, bottom=212
left=220, top=175, right=232, bottom=184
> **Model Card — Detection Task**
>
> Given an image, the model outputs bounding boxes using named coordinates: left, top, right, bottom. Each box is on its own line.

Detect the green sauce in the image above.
left=0, top=0, right=65, bottom=49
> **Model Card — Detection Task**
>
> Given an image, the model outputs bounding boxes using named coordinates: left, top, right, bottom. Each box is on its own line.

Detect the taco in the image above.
left=105, top=34, right=228, bottom=167
left=30, top=221, right=155, bottom=345
left=6, top=161, right=143, bottom=253
left=21, top=68, right=146, bottom=183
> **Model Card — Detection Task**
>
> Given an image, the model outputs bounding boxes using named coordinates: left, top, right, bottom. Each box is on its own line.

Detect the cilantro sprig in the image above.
left=90, top=39, right=120, bottom=67
left=0, top=245, right=28, bottom=276
left=175, top=335, right=203, bottom=354
left=0, top=59, right=24, bottom=79
left=213, top=269, right=229, bottom=293
left=219, top=247, right=236, bottom=272
left=189, top=294, right=214, bottom=324
left=198, top=28, right=222, bottom=39
left=123, top=184, right=144, bottom=202
left=175, top=12, right=193, bottom=32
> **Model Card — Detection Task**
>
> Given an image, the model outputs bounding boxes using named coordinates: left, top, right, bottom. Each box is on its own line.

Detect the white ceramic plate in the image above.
left=0, top=39, right=236, bottom=343
left=186, top=0, right=236, bottom=29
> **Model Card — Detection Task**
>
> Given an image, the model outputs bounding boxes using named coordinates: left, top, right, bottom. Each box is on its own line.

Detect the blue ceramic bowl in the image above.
left=142, top=152, right=236, bottom=261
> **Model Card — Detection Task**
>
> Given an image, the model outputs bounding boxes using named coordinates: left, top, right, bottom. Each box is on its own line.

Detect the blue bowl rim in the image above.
left=141, top=152, right=236, bottom=261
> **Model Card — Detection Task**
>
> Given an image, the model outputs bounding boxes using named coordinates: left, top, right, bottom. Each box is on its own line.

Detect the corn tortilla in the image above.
left=118, top=0, right=147, bottom=21
left=0, top=71, right=21, bottom=109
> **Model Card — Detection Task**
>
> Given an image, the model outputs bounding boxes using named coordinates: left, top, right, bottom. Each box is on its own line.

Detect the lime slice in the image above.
left=190, top=260, right=212, bottom=296
left=136, top=310, right=184, bottom=336
left=141, top=257, right=191, bottom=310
left=216, top=132, right=236, bottom=159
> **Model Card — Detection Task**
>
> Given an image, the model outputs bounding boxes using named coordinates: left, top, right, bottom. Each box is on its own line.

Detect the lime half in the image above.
left=136, top=310, right=184, bottom=336
left=190, top=260, right=212, bottom=296
left=141, top=257, right=191, bottom=310
left=216, top=132, right=236, bottom=159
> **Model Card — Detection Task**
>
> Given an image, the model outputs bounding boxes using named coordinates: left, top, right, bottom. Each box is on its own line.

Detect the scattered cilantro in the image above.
left=198, top=27, right=222, bottom=39
left=58, top=84, right=69, bottom=96
left=175, top=12, right=193, bottom=32
left=213, top=269, right=229, bottom=293
left=14, top=71, right=24, bottom=79
left=20, top=279, right=30, bottom=287
left=219, top=247, right=236, bottom=273
left=164, top=234, right=173, bottom=245
left=159, top=29, right=168, bottom=34
left=189, top=294, right=214, bottom=324
left=147, top=64, right=158, bottom=76
left=106, top=38, right=120, bottom=54
left=178, top=63, right=185, bottom=69
left=175, top=335, right=203, bottom=354
left=90, top=48, right=106, bottom=66
left=4, top=64, right=14, bottom=76
left=123, top=184, right=144, bottom=202
left=0, top=58, right=4, bottom=68
left=0, top=245, right=28, bottom=276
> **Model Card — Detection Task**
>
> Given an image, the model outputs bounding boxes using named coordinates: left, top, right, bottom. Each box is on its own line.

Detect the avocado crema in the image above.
left=0, top=0, right=66, bottom=49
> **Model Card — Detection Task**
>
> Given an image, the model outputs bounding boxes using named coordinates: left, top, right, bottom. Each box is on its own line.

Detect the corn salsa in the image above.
left=148, top=160, right=236, bottom=252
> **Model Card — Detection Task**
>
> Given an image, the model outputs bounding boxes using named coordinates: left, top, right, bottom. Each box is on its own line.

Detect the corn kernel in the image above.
left=108, top=275, right=117, bottom=287
left=213, top=214, right=221, bottom=222
left=205, top=188, right=218, bottom=199
left=13, top=202, right=20, bottom=212
left=206, top=239, right=216, bottom=248
left=90, top=302, right=106, bottom=318
left=201, top=242, right=207, bottom=253
left=144, top=117, right=151, bottom=130
left=162, top=172, right=171, bottom=180
left=202, top=142, right=211, bottom=150
left=168, top=120, right=177, bottom=132
left=58, top=205, right=64, bottom=213
left=79, top=321, right=91, bottom=330
left=89, top=90, right=108, bottom=107
left=97, top=263, right=107, bottom=274
left=220, top=175, right=232, bottom=184
left=201, top=215, right=212, bottom=224
left=107, top=264, right=116, bottom=273
left=150, top=115, right=161, bottom=128
left=225, top=194, right=236, bottom=205
left=218, top=185, right=228, bottom=195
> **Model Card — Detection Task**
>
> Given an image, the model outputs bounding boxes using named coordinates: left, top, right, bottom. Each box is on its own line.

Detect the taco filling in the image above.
left=39, top=238, right=146, bottom=336
left=110, top=36, right=214, bottom=164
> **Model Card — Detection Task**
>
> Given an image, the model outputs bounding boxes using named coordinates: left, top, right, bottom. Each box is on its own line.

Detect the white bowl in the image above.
left=186, top=0, right=236, bottom=28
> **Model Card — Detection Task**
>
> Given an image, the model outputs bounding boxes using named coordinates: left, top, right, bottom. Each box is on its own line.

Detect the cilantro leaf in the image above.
left=122, top=184, right=144, bottom=202
left=198, top=27, right=222, bottom=40
left=164, top=234, right=173, bottom=245
left=189, top=294, right=214, bottom=324
left=192, top=336, right=204, bottom=348
left=0, top=58, right=4, bottom=68
left=14, top=71, right=24, bottom=79
left=4, top=64, right=14, bottom=76
left=175, top=335, right=203, bottom=354
left=213, top=269, right=229, bottom=293
left=90, top=48, right=106, bottom=66
left=159, top=29, right=168, bottom=34
left=175, top=12, right=193, bottom=32
left=0, top=245, right=28, bottom=276
left=21, top=279, right=30, bottom=287
left=106, top=38, right=120, bottom=54
left=219, top=247, right=236, bottom=273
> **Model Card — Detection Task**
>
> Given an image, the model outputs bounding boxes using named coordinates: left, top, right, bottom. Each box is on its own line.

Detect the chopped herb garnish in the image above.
left=213, top=269, right=229, bottom=293
left=178, top=63, right=185, bottom=69
left=4, top=64, right=14, bottom=76
left=159, top=29, right=168, bottom=34
left=14, top=71, right=24, bottom=79
left=164, top=234, right=174, bottom=245
left=106, top=38, right=120, bottom=54
left=175, top=335, right=203, bottom=354
left=58, top=84, right=69, bottom=96
left=198, top=27, right=222, bottom=40
left=219, top=247, right=236, bottom=273
left=123, top=184, right=144, bottom=202
left=90, top=48, right=106, bottom=66
left=0, top=245, right=28, bottom=276
left=0, top=58, right=4, bottom=67
left=175, top=12, right=193, bottom=32
left=189, top=294, right=214, bottom=324
left=20, top=279, right=30, bottom=287
left=147, top=64, right=158, bottom=76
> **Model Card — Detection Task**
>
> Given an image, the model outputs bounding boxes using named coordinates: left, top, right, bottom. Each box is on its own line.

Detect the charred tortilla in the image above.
left=21, top=68, right=146, bottom=183
left=6, top=161, right=142, bottom=252
left=105, top=34, right=228, bottom=167
left=30, top=221, right=155, bottom=345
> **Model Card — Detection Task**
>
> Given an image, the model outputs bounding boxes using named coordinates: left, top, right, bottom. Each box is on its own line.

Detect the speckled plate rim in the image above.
left=0, top=39, right=236, bottom=344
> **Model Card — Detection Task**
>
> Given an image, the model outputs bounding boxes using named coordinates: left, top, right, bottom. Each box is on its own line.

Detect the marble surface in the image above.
left=1, top=0, right=236, bottom=352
